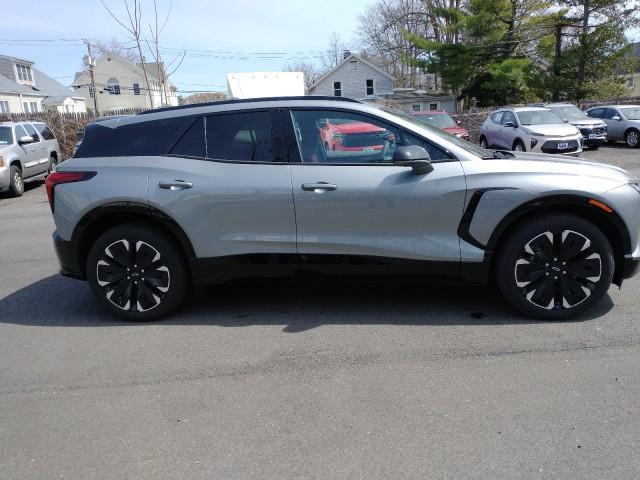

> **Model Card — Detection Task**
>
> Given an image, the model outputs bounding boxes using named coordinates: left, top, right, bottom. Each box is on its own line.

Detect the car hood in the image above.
left=501, top=151, right=637, bottom=186
left=566, top=118, right=606, bottom=128
left=442, top=126, right=469, bottom=137
left=521, top=124, right=579, bottom=136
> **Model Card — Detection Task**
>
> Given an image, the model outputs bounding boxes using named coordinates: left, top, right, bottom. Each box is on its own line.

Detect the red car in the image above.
left=412, top=110, right=469, bottom=140
left=319, top=118, right=388, bottom=152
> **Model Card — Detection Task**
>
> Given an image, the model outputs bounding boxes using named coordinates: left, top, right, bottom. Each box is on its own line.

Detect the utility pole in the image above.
left=83, top=40, right=99, bottom=116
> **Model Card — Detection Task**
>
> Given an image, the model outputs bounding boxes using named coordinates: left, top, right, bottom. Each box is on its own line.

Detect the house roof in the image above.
left=310, top=53, right=395, bottom=91
left=0, top=55, right=78, bottom=98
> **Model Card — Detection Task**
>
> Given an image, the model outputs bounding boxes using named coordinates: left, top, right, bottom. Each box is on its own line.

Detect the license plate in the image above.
left=588, top=134, right=597, bottom=139
left=557, top=142, right=569, bottom=150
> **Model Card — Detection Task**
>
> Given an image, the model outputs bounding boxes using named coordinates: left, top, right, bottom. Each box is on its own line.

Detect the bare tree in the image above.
left=323, top=32, right=349, bottom=70
left=92, top=38, right=139, bottom=62
left=145, top=0, right=186, bottom=106
left=101, top=0, right=154, bottom=106
left=284, top=61, right=321, bottom=93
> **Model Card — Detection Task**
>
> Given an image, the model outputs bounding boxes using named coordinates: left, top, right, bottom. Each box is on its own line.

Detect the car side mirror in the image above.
left=612, top=115, right=621, bottom=121
left=317, top=119, right=327, bottom=128
left=393, top=145, right=433, bottom=175
left=18, top=135, right=34, bottom=145
left=503, top=121, right=516, bottom=128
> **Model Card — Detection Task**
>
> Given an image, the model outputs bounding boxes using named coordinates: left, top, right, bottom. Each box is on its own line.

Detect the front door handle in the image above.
left=158, top=180, right=193, bottom=191
left=301, top=182, right=337, bottom=192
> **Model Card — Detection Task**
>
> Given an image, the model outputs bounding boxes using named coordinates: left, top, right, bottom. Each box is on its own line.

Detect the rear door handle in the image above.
left=301, top=182, right=337, bottom=192
left=158, top=180, right=193, bottom=191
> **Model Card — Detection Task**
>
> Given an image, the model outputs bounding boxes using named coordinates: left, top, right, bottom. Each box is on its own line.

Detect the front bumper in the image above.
left=53, top=232, right=85, bottom=280
left=0, top=165, right=9, bottom=191
left=530, top=135, right=583, bottom=155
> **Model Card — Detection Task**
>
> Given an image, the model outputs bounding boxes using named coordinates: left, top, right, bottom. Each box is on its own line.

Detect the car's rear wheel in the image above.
left=86, top=224, right=189, bottom=321
left=625, top=129, right=639, bottom=148
left=496, top=214, right=614, bottom=320
left=513, top=139, right=526, bottom=152
left=479, top=136, right=488, bottom=149
left=9, top=166, right=24, bottom=197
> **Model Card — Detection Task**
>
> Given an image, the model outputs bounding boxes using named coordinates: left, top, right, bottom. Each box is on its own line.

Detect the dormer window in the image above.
left=16, top=63, right=33, bottom=83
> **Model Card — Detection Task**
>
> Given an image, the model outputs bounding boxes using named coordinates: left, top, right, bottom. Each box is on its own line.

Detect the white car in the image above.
left=479, top=107, right=582, bottom=155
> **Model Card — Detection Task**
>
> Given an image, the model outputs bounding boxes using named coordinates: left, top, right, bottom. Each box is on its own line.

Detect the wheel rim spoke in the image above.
left=515, top=229, right=601, bottom=310
left=97, top=239, right=170, bottom=313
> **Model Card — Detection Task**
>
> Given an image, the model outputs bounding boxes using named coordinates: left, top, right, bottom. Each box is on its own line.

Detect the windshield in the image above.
left=379, top=106, right=490, bottom=158
left=548, top=105, right=586, bottom=121
left=620, top=107, right=640, bottom=120
left=516, top=110, right=564, bottom=125
left=414, top=113, right=456, bottom=128
left=0, top=127, right=13, bottom=146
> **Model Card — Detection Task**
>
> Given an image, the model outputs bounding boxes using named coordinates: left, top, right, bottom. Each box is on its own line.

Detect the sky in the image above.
left=1, top=0, right=370, bottom=95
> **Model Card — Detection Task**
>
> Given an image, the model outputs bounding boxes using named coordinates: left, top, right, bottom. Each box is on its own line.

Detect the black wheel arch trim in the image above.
left=68, top=202, right=196, bottom=279
left=458, top=190, right=633, bottom=285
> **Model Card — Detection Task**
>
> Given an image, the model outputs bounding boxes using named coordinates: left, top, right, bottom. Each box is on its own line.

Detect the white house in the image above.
left=309, top=53, right=395, bottom=99
left=72, top=52, right=178, bottom=113
left=0, top=55, right=86, bottom=114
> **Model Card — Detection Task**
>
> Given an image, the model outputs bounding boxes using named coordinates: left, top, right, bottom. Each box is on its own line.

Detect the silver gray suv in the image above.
left=0, top=121, right=61, bottom=196
left=586, top=105, right=640, bottom=148
left=47, top=97, right=640, bottom=321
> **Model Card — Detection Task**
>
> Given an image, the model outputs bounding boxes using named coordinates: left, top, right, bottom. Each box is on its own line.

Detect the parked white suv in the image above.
left=0, top=121, right=61, bottom=196
left=479, top=107, right=582, bottom=155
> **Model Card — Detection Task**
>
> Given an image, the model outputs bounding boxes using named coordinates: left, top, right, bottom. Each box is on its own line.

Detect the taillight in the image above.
left=45, top=171, right=96, bottom=213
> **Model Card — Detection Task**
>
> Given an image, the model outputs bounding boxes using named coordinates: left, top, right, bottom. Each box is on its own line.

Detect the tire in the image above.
left=86, top=223, right=189, bottom=321
left=513, top=139, right=526, bottom=152
left=495, top=214, right=614, bottom=320
left=479, top=136, right=488, bottom=149
left=9, top=165, right=24, bottom=197
left=48, top=154, right=58, bottom=174
left=625, top=129, right=639, bottom=148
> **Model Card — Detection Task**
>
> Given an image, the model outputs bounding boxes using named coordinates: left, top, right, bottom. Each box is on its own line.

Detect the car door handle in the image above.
left=301, top=182, right=338, bottom=192
left=158, top=180, right=193, bottom=191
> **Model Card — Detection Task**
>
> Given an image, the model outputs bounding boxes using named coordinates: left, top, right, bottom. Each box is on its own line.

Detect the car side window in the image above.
left=401, top=131, right=454, bottom=162
left=290, top=110, right=404, bottom=164
left=14, top=125, right=28, bottom=142
left=34, top=123, right=55, bottom=140
left=588, top=108, right=603, bottom=119
left=502, top=112, right=516, bottom=125
left=23, top=124, right=40, bottom=143
left=170, top=117, right=205, bottom=158
left=491, top=112, right=504, bottom=124
left=205, top=111, right=276, bottom=162
left=605, top=109, right=619, bottom=120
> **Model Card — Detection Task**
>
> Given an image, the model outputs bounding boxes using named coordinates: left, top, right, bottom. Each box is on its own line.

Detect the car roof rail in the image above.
left=137, top=96, right=362, bottom=115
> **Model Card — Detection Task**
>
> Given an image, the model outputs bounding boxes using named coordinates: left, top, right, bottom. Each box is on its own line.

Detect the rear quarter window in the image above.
left=34, top=123, right=56, bottom=140
left=75, top=115, right=196, bottom=158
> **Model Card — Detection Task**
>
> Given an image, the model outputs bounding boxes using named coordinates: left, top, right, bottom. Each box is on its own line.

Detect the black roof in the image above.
left=137, top=96, right=361, bottom=115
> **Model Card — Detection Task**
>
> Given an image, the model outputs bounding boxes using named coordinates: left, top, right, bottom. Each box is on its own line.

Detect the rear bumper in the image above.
left=53, top=232, right=85, bottom=280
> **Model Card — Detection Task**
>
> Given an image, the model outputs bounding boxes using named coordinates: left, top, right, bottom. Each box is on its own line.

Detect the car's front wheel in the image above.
left=496, top=214, right=614, bottom=320
left=9, top=166, right=24, bottom=197
left=513, top=139, right=526, bottom=152
left=86, top=224, right=189, bottom=321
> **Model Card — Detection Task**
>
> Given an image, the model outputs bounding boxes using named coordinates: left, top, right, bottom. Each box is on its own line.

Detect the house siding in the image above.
left=310, top=57, right=393, bottom=99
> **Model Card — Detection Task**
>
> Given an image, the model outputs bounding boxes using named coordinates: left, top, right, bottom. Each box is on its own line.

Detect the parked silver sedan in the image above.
left=479, top=107, right=582, bottom=155
left=586, top=105, right=640, bottom=148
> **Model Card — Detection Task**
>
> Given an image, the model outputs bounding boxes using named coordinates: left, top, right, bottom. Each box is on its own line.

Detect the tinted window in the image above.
left=34, top=123, right=55, bottom=140
left=75, top=115, right=195, bottom=158
left=23, top=124, right=40, bottom=142
left=205, top=111, right=275, bottom=162
left=605, top=108, right=619, bottom=119
left=290, top=109, right=453, bottom=164
left=0, top=127, right=12, bottom=145
left=588, top=108, right=604, bottom=119
left=491, top=112, right=504, bottom=124
left=170, top=117, right=205, bottom=157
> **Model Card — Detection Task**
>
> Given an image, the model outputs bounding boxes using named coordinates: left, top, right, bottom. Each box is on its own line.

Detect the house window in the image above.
left=23, top=101, right=38, bottom=113
left=0, top=101, right=9, bottom=114
left=16, top=64, right=33, bottom=83
left=429, top=103, right=439, bottom=111
left=133, top=82, right=141, bottom=95
left=107, top=78, right=121, bottom=95
left=349, top=60, right=358, bottom=71
left=366, top=79, right=374, bottom=96
left=88, top=85, right=94, bottom=98
left=333, top=81, right=342, bottom=97
left=412, top=104, right=421, bottom=112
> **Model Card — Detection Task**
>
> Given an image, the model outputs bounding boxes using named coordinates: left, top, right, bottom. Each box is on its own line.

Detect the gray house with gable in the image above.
left=309, top=53, right=394, bottom=99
